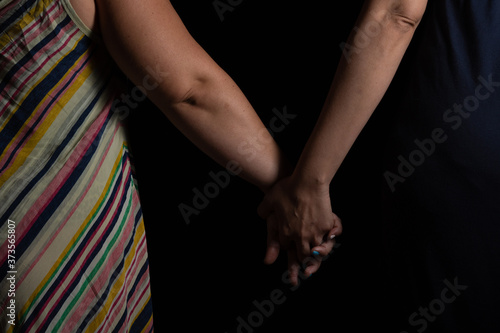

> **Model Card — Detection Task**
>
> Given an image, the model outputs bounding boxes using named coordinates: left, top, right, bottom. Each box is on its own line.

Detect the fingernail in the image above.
left=312, top=251, right=320, bottom=256
left=330, top=234, right=336, bottom=240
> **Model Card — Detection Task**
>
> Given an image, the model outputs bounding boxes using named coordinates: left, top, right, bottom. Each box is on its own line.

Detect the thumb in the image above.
left=311, top=234, right=336, bottom=257
left=311, top=213, right=342, bottom=256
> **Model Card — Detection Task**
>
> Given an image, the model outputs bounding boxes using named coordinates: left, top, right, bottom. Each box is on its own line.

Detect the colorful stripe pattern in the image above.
left=0, top=0, right=154, bottom=331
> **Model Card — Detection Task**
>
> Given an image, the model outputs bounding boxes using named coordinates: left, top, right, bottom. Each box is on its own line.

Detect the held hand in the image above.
left=258, top=174, right=342, bottom=283
left=286, top=223, right=340, bottom=286
left=262, top=210, right=341, bottom=286
left=259, top=175, right=337, bottom=260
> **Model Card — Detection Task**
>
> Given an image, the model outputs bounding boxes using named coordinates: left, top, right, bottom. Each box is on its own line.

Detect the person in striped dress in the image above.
left=0, top=0, right=337, bottom=331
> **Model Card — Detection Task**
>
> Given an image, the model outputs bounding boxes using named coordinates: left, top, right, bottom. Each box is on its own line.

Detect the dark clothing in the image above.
left=383, top=1, right=500, bottom=332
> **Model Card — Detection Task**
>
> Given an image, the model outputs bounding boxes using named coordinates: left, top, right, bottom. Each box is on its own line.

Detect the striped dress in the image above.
left=0, top=0, right=154, bottom=332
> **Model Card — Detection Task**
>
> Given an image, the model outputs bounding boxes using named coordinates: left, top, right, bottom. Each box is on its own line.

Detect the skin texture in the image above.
left=70, top=0, right=98, bottom=31
left=259, top=0, right=428, bottom=285
left=71, top=0, right=428, bottom=286
left=70, top=0, right=332, bottom=276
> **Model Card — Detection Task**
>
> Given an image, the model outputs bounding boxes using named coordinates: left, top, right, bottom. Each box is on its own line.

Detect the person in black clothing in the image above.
left=260, top=1, right=500, bottom=331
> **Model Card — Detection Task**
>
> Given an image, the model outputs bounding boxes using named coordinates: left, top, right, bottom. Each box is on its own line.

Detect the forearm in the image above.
left=294, top=0, right=427, bottom=186
left=157, top=71, right=292, bottom=192
left=97, top=0, right=290, bottom=191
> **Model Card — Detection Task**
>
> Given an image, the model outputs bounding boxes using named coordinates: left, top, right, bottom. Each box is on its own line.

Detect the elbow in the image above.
left=387, top=0, right=428, bottom=32
left=165, top=67, right=231, bottom=112
left=391, top=14, right=421, bottom=32
left=368, top=0, right=428, bottom=34
left=163, top=75, right=209, bottom=109
left=160, top=74, right=216, bottom=121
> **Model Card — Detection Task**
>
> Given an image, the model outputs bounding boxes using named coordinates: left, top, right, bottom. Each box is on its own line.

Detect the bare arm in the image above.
left=258, top=0, right=428, bottom=282
left=95, top=0, right=290, bottom=191
left=296, top=0, right=428, bottom=187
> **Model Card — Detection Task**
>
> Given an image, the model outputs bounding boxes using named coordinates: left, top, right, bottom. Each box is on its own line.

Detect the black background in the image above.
left=125, top=0, right=416, bottom=331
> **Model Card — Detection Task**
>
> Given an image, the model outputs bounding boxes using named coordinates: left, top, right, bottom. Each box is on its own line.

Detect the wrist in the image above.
left=291, top=168, right=331, bottom=193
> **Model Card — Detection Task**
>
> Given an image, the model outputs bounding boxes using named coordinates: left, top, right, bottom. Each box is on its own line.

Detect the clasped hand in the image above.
left=258, top=174, right=342, bottom=286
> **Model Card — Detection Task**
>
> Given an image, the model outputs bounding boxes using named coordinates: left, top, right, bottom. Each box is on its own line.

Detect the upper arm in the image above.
left=95, top=0, right=222, bottom=105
